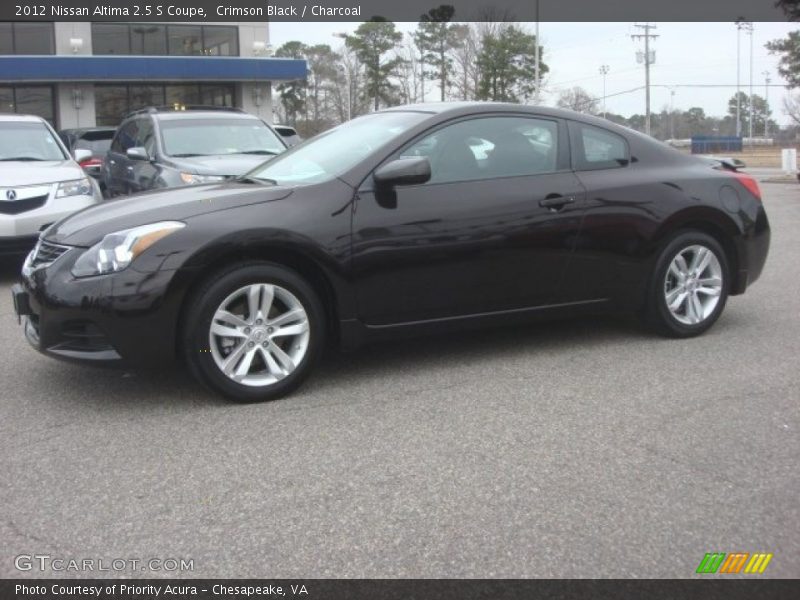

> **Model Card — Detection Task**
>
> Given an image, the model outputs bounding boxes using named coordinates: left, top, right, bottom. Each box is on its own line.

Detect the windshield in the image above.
left=246, top=111, right=430, bottom=185
left=0, top=122, right=67, bottom=161
left=74, top=131, right=114, bottom=155
left=160, top=118, right=285, bottom=157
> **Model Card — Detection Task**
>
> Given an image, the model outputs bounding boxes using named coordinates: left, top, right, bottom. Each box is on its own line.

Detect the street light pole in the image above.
left=599, top=65, right=609, bottom=118
left=763, top=70, right=771, bottom=138
left=735, top=20, right=753, bottom=139
left=748, top=24, right=754, bottom=142
left=534, top=0, right=541, bottom=104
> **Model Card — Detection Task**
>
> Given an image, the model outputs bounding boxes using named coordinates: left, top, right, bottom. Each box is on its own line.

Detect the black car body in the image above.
left=13, top=103, right=770, bottom=401
left=102, top=106, right=286, bottom=197
left=58, top=127, right=116, bottom=184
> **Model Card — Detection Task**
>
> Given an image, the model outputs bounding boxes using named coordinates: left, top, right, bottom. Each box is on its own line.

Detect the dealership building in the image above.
left=0, top=21, right=306, bottom=128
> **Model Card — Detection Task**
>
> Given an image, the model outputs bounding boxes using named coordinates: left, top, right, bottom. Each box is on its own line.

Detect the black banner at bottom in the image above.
left=2, top=579, right=799, bottom=600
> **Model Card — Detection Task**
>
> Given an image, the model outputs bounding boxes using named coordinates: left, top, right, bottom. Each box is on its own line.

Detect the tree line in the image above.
left=273, top=6, right=547, bottom=136
left=274, top=3, right=800, bottom=142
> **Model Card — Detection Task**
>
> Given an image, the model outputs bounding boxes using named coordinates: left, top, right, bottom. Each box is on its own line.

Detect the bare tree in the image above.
left=785, top=92, right=800, bottom=125
left=556, top=86, right=600, bottom=114
left=451, top=24, right=481, bottom=100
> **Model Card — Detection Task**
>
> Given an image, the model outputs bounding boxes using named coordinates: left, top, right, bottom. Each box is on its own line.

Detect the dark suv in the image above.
left=102, top=106, right=286, bottom=197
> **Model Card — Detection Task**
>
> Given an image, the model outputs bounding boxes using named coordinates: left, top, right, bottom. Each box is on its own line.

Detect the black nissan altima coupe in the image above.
left=12, top=103, right=770, bottom=402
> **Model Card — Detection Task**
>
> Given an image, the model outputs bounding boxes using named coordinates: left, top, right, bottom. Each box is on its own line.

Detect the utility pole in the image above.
left=763, top=70, right=771, bottom=138
left=748, top=23, right=754, bottom=142
left=599, top=65, right=609, bottom=118
left=668, top=86, right=676, bottom=140
left=632, top=23, right=658, bottom=136
left=735, top=20, right=753, bottom=138
left=534, top=0, right=541, bottom=104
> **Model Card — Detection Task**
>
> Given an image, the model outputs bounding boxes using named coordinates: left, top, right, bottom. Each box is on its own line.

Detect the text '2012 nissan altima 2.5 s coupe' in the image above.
left=11, top=103, right=770, bottom=402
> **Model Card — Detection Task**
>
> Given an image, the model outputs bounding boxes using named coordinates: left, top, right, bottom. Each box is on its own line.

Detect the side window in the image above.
left=575, top=124, right=629, bottom=170
left=111, top=121, right=138, bottom=154
left=400, top=116, right=559, bottom=185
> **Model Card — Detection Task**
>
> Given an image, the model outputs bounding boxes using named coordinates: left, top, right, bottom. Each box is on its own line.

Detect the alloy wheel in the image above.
left=208, top=283, right=310, bottom=387
left=663, top=244, right=723, bottom=326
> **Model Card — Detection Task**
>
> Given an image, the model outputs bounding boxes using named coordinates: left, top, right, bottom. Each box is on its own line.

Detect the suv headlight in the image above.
left=56, top=177, right=93, bottom=198
left=180, top=172, right=225, bottom=185
left=71, top=221, right=185, bottom=277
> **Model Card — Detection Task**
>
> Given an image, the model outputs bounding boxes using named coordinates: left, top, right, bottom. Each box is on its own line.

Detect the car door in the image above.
left=351, top=114, right=587, bottom=326
left=106, top=120, right=138, bottom=196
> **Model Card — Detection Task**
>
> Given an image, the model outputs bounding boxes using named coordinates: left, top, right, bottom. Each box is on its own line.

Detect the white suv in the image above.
left=0, top=114, right=102, bottom=256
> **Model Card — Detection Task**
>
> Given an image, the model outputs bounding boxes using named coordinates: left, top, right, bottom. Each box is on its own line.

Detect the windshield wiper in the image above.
left=231, top=150, right=280, bottom=156
left=170, top=153, right=211, bottom=158
left=0, top=157, right=47, bottom=161
left=237, top=175, right=278, bottom=185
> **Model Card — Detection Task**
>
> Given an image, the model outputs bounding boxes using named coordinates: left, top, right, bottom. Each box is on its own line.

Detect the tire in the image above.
left=182, top=262, right=326, bottom=402
left=644, top=231, right=730, bottom=338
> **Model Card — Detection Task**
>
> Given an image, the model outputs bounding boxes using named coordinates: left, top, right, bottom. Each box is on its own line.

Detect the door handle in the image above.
left=539, top=196, right=575, bottom=210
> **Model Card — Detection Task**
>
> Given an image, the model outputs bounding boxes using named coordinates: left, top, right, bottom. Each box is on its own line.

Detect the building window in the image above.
left=92, top=24, right=131, bottom=55
left=92, top=24, right=237, bottom=56
left=168, top=25, right=203, bottom=56
left=0, top=86, right=55, bottom=124
left=201, top=26, right=238, bottom=56
left=131, top=25, right=167, bottom=55
left=0, top=22, right=55, bottom=54
left=95, top=83, right=236, bottom=126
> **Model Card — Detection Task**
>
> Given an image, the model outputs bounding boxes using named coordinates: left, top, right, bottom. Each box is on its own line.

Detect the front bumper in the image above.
left=13, top=245, right=189, bottom=367
left=0, top=192, right=98, bottom=240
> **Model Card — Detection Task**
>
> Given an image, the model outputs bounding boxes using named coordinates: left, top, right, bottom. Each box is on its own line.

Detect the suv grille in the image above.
left=0, top=194, right=48, bottom=215
left=30, top=240, right=71, bottom=268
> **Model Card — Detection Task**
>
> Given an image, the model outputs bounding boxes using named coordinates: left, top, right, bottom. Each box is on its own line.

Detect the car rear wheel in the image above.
left=645, top=231, right=730, bottom=338
left=183, top=262, right=325, bottom=402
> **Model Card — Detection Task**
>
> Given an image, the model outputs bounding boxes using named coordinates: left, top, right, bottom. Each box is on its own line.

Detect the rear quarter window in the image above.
left=573, top=123, right=629, bottom=171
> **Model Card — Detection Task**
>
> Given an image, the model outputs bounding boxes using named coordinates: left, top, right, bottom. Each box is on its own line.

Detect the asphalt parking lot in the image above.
left=0, top=176, right=798, bottom=579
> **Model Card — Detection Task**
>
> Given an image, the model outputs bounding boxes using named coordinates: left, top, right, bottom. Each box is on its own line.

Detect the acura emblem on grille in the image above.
left=6, top=189, right=16, bottom=200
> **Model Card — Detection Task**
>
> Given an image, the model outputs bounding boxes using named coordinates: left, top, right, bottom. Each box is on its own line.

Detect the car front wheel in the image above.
left=183, top=262, right=325, bottom=402
left=645, top=231, right=730, bottom=338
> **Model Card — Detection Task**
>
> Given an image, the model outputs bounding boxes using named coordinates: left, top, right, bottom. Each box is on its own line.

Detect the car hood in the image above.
left=44, top=182, right=293, bottom=247
left=171, top=154, right=275, bottom=176
left=0, top=160, right=83, bottom=186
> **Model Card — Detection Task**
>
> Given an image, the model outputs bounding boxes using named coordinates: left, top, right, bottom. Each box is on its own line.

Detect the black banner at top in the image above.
left=0, top=0, right=795, bottom=22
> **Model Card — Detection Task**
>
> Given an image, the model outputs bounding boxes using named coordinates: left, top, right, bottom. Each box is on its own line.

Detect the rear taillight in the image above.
left=79, top=158, right=103, bottom=168
left=731, top=172, right=761, bottom=201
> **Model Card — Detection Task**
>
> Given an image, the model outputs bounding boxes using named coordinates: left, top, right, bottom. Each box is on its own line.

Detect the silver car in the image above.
left=0, top=114, right=102, bottom=256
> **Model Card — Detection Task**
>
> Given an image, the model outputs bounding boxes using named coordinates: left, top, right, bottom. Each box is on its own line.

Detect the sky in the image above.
left=269, top=21, right=799, bottom=126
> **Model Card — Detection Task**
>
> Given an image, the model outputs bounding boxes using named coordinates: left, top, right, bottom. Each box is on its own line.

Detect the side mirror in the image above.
left=127, top=147, right=150, bottom=161
left=73, top=148, right=92, bottom=163
left=374, top=157, right=431, bottom=187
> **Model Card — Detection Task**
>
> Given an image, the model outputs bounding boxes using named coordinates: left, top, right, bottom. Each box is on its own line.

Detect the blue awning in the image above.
left=0, top=55, right=307, bottom=83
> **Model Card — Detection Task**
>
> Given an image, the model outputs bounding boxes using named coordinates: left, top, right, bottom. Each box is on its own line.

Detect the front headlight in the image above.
left=180, top=172, right=225, bottom=185
left=56, top=178, right=93, bottom=198
left=71, top=221, right=185, bottom=278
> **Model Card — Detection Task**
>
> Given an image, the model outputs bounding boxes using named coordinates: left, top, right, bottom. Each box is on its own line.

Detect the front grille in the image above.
left=30, top=240, right=70, bottom=268
left=0, top=194, right=48, bottom=215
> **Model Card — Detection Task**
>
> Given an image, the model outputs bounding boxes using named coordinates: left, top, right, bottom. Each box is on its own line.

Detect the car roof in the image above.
left=150, top=110, right=260, bottom=121
left=59, top=126, right=117, bottom=134
left=0, top=113, right=47, bottom=123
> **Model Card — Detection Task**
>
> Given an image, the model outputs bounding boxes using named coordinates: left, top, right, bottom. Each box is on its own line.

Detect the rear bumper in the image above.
left=731, top=205, right=770, bottom=295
